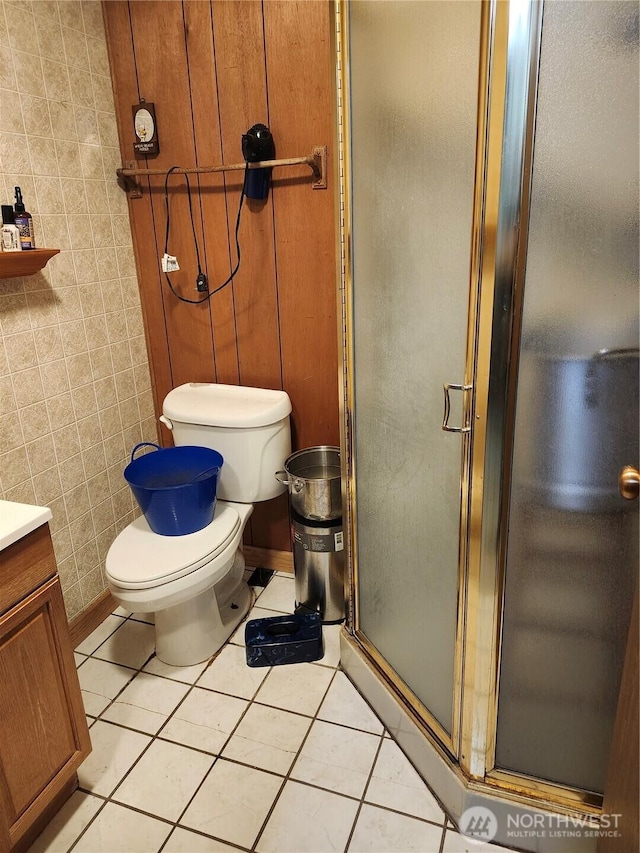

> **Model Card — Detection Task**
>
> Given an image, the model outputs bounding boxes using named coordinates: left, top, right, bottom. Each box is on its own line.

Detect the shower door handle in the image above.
left=442, top=383, right=472, bottom=433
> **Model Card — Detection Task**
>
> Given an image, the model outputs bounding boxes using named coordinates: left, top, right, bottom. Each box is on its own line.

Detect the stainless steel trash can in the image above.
left=291, top=510, right=345, bottom=623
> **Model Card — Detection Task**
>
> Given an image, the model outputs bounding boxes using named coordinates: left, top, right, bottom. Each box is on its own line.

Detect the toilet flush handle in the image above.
left=159, top=415, right=173, bottom=430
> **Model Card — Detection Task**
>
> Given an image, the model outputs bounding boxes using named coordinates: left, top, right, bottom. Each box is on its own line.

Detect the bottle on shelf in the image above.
left=14, top=186, right=35, bottom=250
left=1, top=205, right=22, bottom=252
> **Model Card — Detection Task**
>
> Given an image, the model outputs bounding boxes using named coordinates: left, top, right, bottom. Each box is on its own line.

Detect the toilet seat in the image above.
left=106, top=501, right=241, bottom=590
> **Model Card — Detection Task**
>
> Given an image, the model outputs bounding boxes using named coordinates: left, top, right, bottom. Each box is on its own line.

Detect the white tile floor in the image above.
left=30, top=571, right=518, bottom=853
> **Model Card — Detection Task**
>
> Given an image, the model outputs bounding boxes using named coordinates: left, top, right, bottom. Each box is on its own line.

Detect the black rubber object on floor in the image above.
left=247, top=566, right=275, bottom=587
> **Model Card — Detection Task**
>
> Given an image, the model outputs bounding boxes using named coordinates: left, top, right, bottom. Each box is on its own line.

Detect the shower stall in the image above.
left=336, top=1, right=638, bottom=849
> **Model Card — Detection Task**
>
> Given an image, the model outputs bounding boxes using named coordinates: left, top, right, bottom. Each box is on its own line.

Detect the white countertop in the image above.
left=0, top=500, right=52, bottom=552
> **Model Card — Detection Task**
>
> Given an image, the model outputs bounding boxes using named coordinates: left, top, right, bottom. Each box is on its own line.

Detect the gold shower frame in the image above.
left=334, top=0, right=604, bottom=816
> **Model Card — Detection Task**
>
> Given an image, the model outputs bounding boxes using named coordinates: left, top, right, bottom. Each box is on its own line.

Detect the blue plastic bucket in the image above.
left=124, top=442, right=224, bottom=536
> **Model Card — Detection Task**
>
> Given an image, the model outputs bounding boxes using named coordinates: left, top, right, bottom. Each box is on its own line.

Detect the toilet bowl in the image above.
left=106, top=501, right=253, bottom=665
left=105, top=382, right=292, bottom=667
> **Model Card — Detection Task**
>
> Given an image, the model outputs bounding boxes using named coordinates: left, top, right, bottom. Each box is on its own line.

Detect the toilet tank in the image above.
left=161, top=383, right=292, bottom=503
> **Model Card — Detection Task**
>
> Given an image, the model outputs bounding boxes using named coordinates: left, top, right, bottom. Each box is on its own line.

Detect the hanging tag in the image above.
left=161, top=253, right=180, bottom=272
left=133, top=101, right=159, bottom=157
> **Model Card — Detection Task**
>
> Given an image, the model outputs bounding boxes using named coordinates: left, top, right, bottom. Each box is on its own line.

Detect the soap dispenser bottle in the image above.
left=14, top=186, right=35, bottom=249
left=1, top=205, right=22, bottom=252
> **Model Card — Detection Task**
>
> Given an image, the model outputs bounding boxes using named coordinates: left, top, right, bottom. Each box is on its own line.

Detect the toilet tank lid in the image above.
left=163, top=383, right=292, bottom=428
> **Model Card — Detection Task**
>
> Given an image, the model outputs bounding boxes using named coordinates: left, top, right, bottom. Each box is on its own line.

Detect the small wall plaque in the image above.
left=133, top=101, right=159, bottom=157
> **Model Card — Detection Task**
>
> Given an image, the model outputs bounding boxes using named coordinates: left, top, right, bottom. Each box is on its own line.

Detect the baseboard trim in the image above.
left=69, top=589, right=118, bottom=647
left=243, top=546, right=293, bottom=574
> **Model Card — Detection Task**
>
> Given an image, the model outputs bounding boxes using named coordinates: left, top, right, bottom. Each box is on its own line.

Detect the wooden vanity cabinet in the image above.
left=0, top=524, right=91, bottom=852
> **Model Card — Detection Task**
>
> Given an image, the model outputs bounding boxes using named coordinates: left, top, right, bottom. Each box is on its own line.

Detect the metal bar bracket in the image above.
left=117, top=160, right=143, bottom=199
left=311, top=146, right=328, bottom=189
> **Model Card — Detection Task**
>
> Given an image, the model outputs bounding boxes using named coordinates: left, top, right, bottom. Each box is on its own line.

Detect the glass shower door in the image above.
left=494, top=0, right=639, bottom=794
left=348, top=1, right=482, bottom=742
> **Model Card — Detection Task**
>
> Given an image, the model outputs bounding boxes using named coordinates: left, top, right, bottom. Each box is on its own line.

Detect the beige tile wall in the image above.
left=0, top=0, right=157, bottom=620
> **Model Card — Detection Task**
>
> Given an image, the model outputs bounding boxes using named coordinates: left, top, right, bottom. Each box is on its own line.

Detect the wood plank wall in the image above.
left=102, top=1, right=339, bottom=551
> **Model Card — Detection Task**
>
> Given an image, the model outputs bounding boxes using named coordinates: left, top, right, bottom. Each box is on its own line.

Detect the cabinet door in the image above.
left=0, top=576, right=91, bottom=851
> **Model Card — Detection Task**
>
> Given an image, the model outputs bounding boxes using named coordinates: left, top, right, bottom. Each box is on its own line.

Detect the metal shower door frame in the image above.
left=335, top=0, right=604, bottom=815
left=335, top=0, right=491, bottom=762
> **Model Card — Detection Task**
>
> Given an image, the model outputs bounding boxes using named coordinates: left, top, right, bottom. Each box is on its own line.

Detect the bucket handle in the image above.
left=130, top=444, right=220, bottom=481
left=190, top=465, right=221, bottom=484
left=130, top=442, right=162, bottom=462
left=275, top=471, right=305, bottom=493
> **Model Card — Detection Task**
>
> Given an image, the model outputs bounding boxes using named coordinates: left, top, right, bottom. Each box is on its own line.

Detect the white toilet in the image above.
left=105, top=382, right=292, bottom=666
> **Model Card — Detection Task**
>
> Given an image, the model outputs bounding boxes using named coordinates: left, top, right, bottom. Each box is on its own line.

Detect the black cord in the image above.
left=162, top=165, right=247, bottom=304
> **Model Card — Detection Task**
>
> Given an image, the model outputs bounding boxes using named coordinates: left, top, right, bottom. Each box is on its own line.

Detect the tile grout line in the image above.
left=78, top=652, right=453, bottom=849
left=339, top=707, right=447, bottom=850
left=73, top=734, right=236, bottom=853
left=70, top=661, right=201, bottom=850
left=438, top=820, right=449, bottom=853
left=69, top=575, right=290, bottom=850
left=77, top=618, right=147, bottom=719
left=75, top=610, right=131, bottom=657
left=160, top=824, right=252, bottom=853
left=157, top=654, right=281, bottom=832
left=153, top=581, right=305, bottom=844
left=342, top=730, right=387, bottom=852
left=62, top=613, right=149, bottom=846
left=70, top=608, right=191, bottom=851
left=249, top=665, right=340, bottom=852
left=165, top=646, right=337, bottom=842
left=77, top=742, right=453, bottom=840
left=80, top=579, right=252, bottom=696
left=66, top=573, right=463, bottom=853
left=68, top=650, right=160, bottom=851
left=63, top=793, right=111, bottom=853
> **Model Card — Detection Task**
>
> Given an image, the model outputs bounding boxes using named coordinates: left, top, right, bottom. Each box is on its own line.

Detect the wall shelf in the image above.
left=0, top=248, right=60, bottom=278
